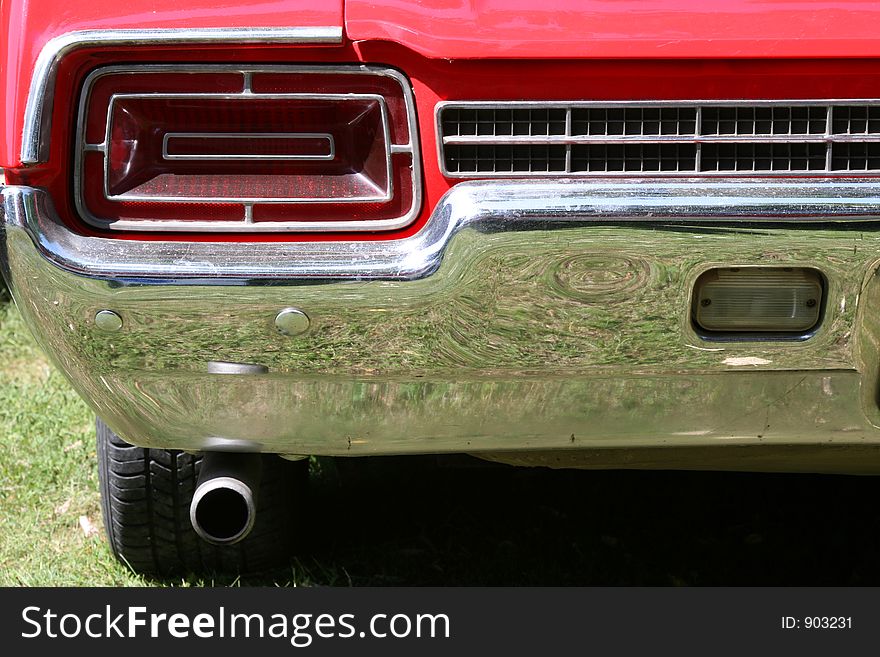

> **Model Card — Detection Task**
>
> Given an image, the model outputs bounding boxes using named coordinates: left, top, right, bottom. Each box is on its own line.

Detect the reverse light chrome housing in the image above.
left=692, top=267, right=825, bottom=338
left=74, top=65, right=421, bottom=232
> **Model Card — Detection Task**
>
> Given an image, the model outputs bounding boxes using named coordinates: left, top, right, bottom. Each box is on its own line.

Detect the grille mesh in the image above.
left=570, top=144, right=697, bottom=173
left=701, top=143, right=827, bottom=172
left=446, top=144, right=567, bottom=173
left=570, top=108, right=697, bottom=136
left=439, top=102, right=880, bottom=176
left=700, top=106, right=827, bottom=136
left=441, top=108, right=567, bottom=137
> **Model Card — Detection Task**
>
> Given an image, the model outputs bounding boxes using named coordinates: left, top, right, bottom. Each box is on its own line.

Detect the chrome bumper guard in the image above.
left=5, top=179, right=880, bottom=471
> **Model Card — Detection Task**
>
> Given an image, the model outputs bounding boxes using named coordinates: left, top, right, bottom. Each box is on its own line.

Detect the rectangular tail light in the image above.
left=74, top=65, right=421, bottom=232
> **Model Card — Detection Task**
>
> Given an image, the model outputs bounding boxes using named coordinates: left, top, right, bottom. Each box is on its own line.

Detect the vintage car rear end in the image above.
left=4, top=0, right=880, bottom=573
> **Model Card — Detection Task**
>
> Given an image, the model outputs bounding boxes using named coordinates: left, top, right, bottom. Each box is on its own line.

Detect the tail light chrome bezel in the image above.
left=74, top=64, right=422, bottom=233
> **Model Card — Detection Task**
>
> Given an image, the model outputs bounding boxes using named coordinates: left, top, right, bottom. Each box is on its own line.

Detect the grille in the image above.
left=438, top=102, right=880, bottom=176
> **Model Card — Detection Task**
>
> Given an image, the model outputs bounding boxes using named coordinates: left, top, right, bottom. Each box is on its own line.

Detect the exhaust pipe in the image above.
left=190, top=452, right=262, bottom=546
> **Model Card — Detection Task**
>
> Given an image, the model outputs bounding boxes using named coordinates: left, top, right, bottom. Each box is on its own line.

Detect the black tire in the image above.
left=96, top=417, right=307, bottom=575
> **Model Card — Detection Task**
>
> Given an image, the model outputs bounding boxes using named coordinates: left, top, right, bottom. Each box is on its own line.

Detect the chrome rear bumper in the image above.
left=5, top=179, right=880, bottom=471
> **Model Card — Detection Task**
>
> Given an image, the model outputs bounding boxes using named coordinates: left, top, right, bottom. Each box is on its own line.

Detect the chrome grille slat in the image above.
left=438, top=100, right=880, bottom=177
left=442, top=134, right=876, bottom=144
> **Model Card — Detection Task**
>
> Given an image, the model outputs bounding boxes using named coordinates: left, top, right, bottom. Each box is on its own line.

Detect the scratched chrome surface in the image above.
left=4, top=180, right=880, bottom=464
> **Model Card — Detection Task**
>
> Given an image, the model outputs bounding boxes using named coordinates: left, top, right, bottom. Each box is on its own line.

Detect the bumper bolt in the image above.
left=94, top=309, right=123, bottom=332
left=275, top=308, right=310, bottom=336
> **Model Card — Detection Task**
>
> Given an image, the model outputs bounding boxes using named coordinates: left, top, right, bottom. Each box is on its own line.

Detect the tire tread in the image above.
left=97, top=418, right=305, bottom=575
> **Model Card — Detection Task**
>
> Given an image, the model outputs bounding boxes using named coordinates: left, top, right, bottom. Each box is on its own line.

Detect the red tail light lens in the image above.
left=75, top=66, right=421, bottom=232
left=105, top=96, right=390, bottom=201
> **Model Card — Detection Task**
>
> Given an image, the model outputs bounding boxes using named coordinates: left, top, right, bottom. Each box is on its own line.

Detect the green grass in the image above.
left=4, top=294, right=880, bottom=586
left=0, top=299, right=145, bottom=585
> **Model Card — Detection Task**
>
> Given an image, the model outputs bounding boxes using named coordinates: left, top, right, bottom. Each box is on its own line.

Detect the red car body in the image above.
left=5, top=0, right=880, bottom=571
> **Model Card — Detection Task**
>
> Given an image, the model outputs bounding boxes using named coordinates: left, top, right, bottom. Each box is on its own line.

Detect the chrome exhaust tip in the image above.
left=190, top=452, right=261, bottom=546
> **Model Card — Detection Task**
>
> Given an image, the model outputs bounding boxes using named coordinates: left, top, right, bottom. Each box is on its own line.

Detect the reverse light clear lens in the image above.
left=693, top=267, right=823, bottom=333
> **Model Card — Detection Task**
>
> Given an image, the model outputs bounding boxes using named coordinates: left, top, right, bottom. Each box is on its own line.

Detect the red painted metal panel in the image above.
left=346, top=0, right=880, bottom=60
left=0, top=0, right=344, bottom=166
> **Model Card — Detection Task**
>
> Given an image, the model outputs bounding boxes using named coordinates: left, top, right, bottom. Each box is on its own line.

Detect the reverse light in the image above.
left=693, top=267, right=824, bottom=335
left=74, top=65, right=420, bottom=232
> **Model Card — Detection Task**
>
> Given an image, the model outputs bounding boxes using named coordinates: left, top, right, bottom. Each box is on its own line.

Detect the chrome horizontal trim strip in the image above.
left=161, top=132, right=337, bottom=162
left=443, top=134, right=880, bottom=145
left=21, top=27, right=345, bottom=164
left=80, top=216, right=414, bottom=233
left=438, top=100, right=880, bottom=109
left=5, top=178, right=880, bottom=282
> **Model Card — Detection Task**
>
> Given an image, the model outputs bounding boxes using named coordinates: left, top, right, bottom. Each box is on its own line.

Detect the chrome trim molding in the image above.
left=160, top=132, right=337, bottom=162
left=5, top=178, right=880, bottom=281
left=436, top=100, right=880, bottom=178
left=73, top=65, right=421, bottom=232
left=21, top=27, right=345, bottom=164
